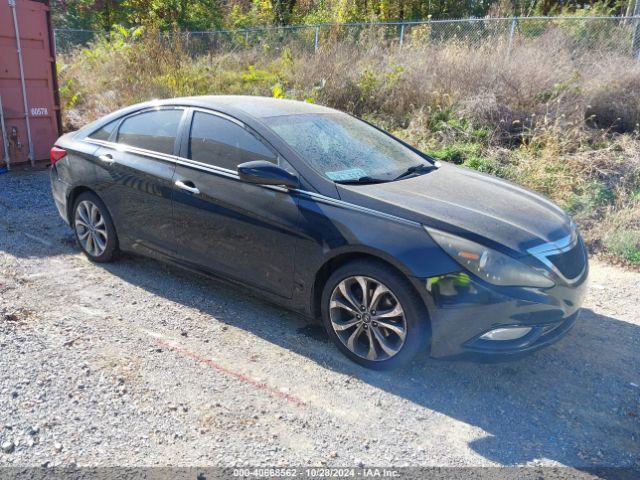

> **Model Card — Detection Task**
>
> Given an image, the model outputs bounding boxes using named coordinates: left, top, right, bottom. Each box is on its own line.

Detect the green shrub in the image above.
left=427, top=143, right=482, bottom=164
left=564, top=180, right=615, bottom=216
left=606, top=230, right=640, bottom=266
left=462, top=155, right=508, bottom=177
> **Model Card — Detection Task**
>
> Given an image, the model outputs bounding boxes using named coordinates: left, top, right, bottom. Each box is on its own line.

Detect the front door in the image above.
left=172, top=110, right=300, bottom=298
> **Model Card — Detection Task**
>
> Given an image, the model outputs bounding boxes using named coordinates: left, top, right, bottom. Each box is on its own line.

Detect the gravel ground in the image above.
left=0, top=169, right=638, bottom=469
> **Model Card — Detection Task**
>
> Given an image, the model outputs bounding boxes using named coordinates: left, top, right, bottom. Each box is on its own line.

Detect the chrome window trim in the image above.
left=189, top=106, right=244, bottom=127
left=82, top=141, right=421, bottom=229
left=527, top=229, right=586, bottom=284
left=85, top=138, right=178, bottom=163
left=176, top=154, right=239, bottom=179
left=85, top=137, right=244, bottom=180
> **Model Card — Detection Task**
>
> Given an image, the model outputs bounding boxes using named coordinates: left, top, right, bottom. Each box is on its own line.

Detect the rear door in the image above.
left=89, top=107, right=185, bottom=257
left=171, top=109, right=300, bottom=298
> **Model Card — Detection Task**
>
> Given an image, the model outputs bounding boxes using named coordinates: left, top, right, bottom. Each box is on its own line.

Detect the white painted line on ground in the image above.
left=23, top=232, right=53, bottom=246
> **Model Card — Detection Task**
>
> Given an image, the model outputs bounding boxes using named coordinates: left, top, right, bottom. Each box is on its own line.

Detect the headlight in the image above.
left=425, top=226, right=555, bottom=288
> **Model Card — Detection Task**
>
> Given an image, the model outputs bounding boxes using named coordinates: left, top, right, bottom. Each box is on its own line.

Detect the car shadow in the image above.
left=0, top=169, right=78, bottom=259
left=98, top=253, right=639, bottom=471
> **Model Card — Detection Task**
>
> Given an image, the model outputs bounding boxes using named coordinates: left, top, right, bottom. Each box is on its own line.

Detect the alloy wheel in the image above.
left=74, top=200, right=108, bottom=257
left=329, top=276, right=407, bottom=361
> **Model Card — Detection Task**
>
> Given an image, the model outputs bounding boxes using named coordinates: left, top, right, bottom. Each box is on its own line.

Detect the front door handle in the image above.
left=175, top=180, right=200, bottom=195
left=98, top=154, right=115, bottom=164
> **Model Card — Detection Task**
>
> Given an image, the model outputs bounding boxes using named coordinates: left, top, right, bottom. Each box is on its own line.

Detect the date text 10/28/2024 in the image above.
left=232, top=468, right=401, bottom=478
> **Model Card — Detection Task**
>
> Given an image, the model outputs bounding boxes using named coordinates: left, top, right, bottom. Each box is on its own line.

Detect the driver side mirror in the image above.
left=237, top=160, right=299, bottom=189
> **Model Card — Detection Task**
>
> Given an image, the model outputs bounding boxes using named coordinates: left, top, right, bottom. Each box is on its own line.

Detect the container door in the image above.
left=0, top=0, right=60, bottom=166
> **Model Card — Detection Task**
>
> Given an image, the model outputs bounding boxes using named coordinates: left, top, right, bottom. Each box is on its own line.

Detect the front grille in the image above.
left=546, top=237, right=586, bottom=280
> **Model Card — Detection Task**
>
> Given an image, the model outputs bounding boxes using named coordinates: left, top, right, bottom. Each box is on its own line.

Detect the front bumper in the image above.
left=414, top=264, right=588, bottom=360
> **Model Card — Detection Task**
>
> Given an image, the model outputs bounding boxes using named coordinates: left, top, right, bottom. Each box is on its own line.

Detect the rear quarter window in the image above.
left=88, top=120, right=118, bottom=141
left=116, top=109, right=183, bottom=155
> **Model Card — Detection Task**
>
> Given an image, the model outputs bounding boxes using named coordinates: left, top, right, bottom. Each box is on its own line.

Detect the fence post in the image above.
left=632, top=3, right=640, bottom=60
left=506, top=16, right=518, bottom=58
left=399, top=23, right=405, bottom=48
left=314, top=25, right=319, bottom=52
left=208, top=32, right=213, bottom=65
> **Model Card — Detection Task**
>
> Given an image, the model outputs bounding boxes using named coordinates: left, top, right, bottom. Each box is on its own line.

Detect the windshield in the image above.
left=266, top=113, right=431, bottom=182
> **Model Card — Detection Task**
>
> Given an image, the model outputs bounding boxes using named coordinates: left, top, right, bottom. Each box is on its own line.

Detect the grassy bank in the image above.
left=58, top=27, right=640, bottom=266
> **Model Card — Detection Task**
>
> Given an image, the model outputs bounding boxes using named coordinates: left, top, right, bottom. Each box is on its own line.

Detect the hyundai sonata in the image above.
left=50, top=96, right=588, bottom=369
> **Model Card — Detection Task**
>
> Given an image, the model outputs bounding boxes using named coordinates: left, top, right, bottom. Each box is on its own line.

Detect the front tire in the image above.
left=321, top=260, right=429, bottom=370
left=72, top=192, right=118, bottom=263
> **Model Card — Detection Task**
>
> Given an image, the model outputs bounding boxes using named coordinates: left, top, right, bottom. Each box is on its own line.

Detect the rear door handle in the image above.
left=175, top=180, right=200, bottom=195
left=98, top=154, right=115, bottom=164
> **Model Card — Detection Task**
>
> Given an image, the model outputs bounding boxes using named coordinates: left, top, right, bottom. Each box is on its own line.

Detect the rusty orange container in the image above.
left=0, top=0, right=61, bottom=168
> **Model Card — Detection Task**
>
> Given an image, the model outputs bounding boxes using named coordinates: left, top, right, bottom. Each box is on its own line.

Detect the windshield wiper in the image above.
left=393, top=163, right=439, bottom=181
left=335, top=176, right=389, bottom=185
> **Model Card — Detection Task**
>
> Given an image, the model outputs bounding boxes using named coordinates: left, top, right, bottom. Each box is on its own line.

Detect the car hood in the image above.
left=337, top=163, right=573, bottom=255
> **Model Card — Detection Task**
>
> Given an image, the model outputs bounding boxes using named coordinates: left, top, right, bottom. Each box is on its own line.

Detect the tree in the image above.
left=52, top=0, right=130, bottom=31
left=271, top=0, right=297, bottom=24
left=123, top=0, right=224, bottom=30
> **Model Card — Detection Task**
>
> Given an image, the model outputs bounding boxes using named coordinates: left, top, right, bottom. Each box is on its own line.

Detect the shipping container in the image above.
left=0, top=0, right=61, bottom=169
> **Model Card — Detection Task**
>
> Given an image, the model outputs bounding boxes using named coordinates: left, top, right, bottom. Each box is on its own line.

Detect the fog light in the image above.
left=479, top=326, right=533, bottom=341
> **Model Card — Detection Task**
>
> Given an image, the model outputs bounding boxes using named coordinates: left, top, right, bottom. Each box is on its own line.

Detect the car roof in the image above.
left=76, top=95, right=341, bottom=143
left=146, top=95, right=338, bottom=119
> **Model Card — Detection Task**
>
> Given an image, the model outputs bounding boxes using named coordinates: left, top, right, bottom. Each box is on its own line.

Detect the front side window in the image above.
left=117, top=109, right=183, bottom=155
left=266, top=112, right=430, bottom=182
left=189, top=111, right=276, bottom=170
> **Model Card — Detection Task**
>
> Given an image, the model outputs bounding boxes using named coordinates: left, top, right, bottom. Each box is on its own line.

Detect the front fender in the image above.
left=292, top=193, right=461, bottom=314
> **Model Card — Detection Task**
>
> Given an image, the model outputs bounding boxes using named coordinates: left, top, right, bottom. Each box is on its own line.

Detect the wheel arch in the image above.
left=66, top=186, right=112, bottom=225
left=310, top=249, right=431, bottom=326
left=66, top=187, right=121, bottom=249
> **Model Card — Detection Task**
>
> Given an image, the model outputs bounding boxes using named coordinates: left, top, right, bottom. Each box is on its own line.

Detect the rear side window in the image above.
left=189, top=111, right=276, bottom=170
left=117, top=109, right=183, bottom=155
left=88, top=120, right=117, bottom=141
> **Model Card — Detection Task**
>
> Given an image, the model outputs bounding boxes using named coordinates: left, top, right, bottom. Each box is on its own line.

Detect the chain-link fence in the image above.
left=54, top=16, right=640, bottom=59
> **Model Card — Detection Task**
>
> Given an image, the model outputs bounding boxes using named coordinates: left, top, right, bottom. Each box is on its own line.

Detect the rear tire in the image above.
left=321, top=259, right=429, bottom=370
left=72, top=192, right=118, bottom=263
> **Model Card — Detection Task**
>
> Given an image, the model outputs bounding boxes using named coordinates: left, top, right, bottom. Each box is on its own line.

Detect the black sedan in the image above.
left=49, top=96, right=588, bottom=369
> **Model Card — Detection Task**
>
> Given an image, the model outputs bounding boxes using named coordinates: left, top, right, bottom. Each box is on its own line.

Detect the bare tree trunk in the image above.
left=179, top=0, right=187, bottom=28
left=102, top=0, right=111, bottom=33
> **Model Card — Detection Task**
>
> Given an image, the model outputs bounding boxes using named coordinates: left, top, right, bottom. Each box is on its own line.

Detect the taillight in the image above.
left=50, top=146, right=67, bottom=165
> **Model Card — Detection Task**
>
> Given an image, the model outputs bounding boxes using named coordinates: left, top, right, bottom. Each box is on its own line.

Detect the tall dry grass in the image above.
left=58, top=27, right=640, bottom=265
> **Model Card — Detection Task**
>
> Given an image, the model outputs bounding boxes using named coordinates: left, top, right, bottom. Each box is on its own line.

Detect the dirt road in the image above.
left=0, top=170, right=638, bottom=468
